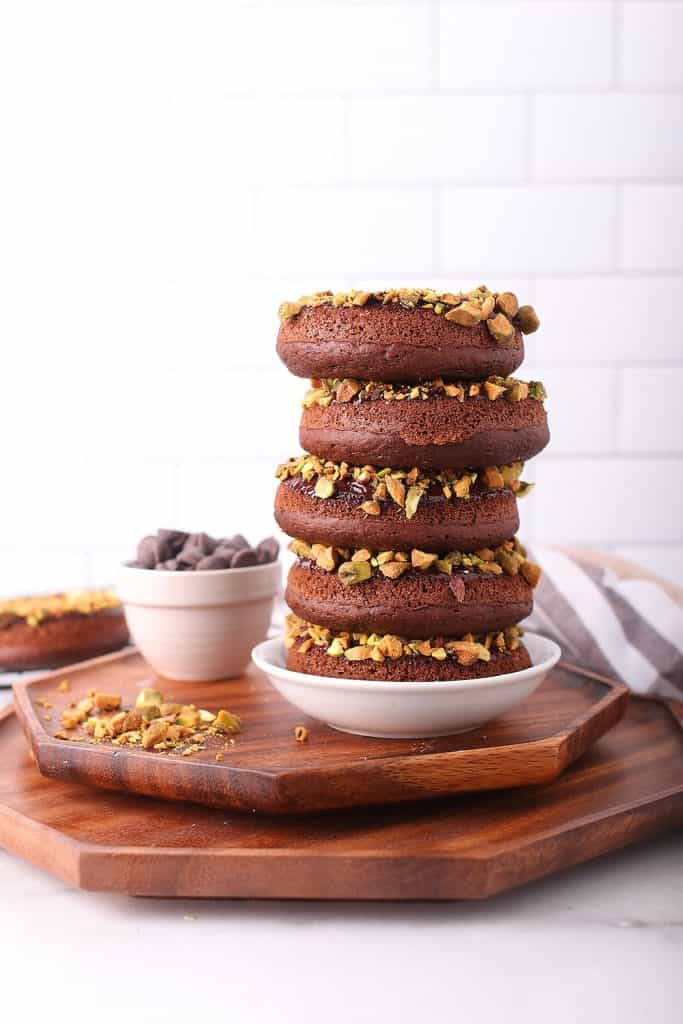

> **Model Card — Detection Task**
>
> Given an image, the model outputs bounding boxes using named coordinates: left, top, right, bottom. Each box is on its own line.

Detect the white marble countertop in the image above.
left=1, top=691, right=681, bottom=1022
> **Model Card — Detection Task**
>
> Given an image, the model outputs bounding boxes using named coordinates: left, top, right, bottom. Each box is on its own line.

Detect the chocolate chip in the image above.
left=158, top=529, right=189, bottom=554
left=256, top=537, right=280, bottom=563
left=132, top=530, right=275, bottom=571
left=214, top=545, right=236, bottom=563
left=196, top=554, right=231, bottom=571
left=185, top=532, right=217, bottom=556
left=231, top=548, right=258, bottom=568
left=226, top=534, right=249, bottom=551
left=177, top=544, right=202, bottom=567
left=137, top=535, right=163, bottom=568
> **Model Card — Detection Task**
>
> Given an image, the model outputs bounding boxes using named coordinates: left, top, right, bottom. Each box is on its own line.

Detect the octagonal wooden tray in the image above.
left=1, top=695, right=682, bottom=899
left=12, top=648, right=628, bottom=814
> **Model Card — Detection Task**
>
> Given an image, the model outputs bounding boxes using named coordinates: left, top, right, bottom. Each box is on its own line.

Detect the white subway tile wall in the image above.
left=1, top=0, right=682, bottom=594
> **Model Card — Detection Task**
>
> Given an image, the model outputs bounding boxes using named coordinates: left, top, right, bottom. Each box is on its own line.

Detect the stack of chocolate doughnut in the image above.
left=274, top=287, right=548, bottom=682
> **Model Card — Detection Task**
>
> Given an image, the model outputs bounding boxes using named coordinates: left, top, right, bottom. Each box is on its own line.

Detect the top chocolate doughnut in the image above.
left=277, top=287, right=540, bottom=382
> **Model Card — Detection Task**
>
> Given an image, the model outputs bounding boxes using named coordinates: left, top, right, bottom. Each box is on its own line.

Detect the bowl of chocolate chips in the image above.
left=118, top=530, right=280, bottom=680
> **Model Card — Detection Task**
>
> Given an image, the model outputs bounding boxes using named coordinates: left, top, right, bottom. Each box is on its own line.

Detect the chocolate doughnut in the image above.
left=275, top=456, right=529, bottom=552
left=300, top=377, right=549, bottom=470
left=285, top=615, right=531, bottom=683
left=277, top=288, right=540, bottom=382
left=286, top=561, right=533, bottom=638
left=0, top=589, right=129, bottom=671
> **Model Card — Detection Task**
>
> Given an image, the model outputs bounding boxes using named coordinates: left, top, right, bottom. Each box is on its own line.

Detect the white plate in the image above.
left=252, top=632, right=562, bottom=739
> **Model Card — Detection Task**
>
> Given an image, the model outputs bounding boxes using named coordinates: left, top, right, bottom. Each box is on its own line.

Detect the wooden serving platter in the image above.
left=12, top=650, right=628, bottom=814
left=0, top=696, right=682, bottom=899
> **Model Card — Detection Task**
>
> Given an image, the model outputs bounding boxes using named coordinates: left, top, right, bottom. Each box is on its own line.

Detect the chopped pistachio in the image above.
left=299, top=374, right=545, bottom=408
left=338, top=560, right=372, bottom=586
left=496, top=292, right=519, bottom=319
left=379, top=561, right=409, bottom=579
left=405, top=486, right=423, bottom=520
left=411, top=549, right=438, bottom=570
left=515, top=481, right=535, bottom=499
left=344, top=645, right=374, bottom=662
left=444, top=300, right=481, bottom=326
left=277, top=456, right=524, bottom=520
left=486, top=313, right=515, bottom=346
left=351, top=548, right=372, bottom=562
left=214, top=710, right=241, bottom=734
left=516, top=304, right=540, bottom=334
left=142, top=719, right=169, bottom=749
left=521, top=561, right=542, bottom=588
left=135, top=688, right=163, bottom=709
left=139, top=704, right=161, bottom=721
left=509, top=381, right=529, bottom=402
left=484, top=381, right=506, bottom=400
left=277, top=287, right=539, bottom=336
left=93, top=693, right=121, bottom=711
left=314, top=477, right=335, bottom=499
left=481, top=467, right=505, bottom=489
left=360, top=500, right=381, bottom=516
left=177, top=709, right=200, bottom=729
left=285, top=614, right=524, bottom=667
left=311, top=544, right=337, bottom=571
left=385, top=475, right=406, bottom=507
left=335, top=378, right=361, bottom=403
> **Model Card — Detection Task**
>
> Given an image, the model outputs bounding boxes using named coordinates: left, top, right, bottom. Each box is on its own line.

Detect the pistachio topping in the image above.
left=55, top=684, right=241, bottom=756
left=276, top=454, right=532, bottom=519
left=0, top=588, right=121, bottom=628
left=278, top=287, right=540, bottom=336
left=289, top=537, right=541, bottom=587
left=301, top=375, right=547, bottom=409
left=285, top=613, right=523, bottom=666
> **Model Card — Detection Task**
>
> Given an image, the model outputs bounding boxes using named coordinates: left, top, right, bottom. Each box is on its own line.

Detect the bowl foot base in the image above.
left=327, top=722, right=482, bottom=740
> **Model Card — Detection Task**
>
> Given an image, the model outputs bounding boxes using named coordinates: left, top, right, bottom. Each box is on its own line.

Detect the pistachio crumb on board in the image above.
left=54, top=685, right=242, bottom=757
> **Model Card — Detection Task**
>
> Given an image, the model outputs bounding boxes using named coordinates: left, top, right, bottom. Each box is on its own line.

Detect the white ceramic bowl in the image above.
left=252, top=632, right=561, bottom=738
left=118, top=560, right=281, bottom=681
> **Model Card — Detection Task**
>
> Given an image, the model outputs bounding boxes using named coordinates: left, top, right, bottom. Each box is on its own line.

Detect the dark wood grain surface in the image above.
left=0, top=693, right=682, bottom=899
left=12, top=649, right=627, bottom=813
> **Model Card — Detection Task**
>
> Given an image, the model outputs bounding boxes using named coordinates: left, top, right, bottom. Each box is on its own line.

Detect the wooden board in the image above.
left=12, top=649, right=628, bottom=814
left=0, top=696, right=682, bottom=899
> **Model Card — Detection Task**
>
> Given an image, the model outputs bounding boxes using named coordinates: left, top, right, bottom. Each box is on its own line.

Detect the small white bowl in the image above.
left=118, top=560, right=281, bottom=681
left=252, top=632, right=561, bottom=738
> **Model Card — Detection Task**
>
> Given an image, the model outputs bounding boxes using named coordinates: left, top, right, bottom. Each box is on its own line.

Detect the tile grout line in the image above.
left=612, top=0, right=623, bottom=89
left=525, top=93, right=535, bottom=183
left=429, top=0, right=440, bottom=92
left=614, top=182, right=623, bottom=272
left=432, top=186, right=441, bottom=276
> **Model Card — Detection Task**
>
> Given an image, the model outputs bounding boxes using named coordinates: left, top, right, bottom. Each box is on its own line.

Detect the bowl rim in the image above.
left=119, top=558, right=282, bottom=577
left=252, top=632, right=561, bottom=697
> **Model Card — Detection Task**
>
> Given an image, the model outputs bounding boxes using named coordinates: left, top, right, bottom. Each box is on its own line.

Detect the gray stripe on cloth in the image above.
left=532, top=564, right=616, bottom=679
left=580, top=561, right=683, bottom=698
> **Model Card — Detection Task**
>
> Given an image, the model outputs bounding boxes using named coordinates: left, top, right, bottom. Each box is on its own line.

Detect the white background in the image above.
left=1, top=0, right=682, bottom=593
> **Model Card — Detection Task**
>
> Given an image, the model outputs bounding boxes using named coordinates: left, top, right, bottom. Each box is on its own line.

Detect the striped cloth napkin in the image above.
left=526, top=546, right=683, bottom=703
